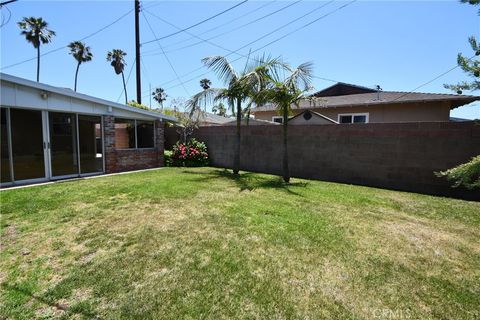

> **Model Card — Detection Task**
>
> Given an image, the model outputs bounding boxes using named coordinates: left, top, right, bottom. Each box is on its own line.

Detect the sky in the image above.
left=1, top=0, right=479, bottom=119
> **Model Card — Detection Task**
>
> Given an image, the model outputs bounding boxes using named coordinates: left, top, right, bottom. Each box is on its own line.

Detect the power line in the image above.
left=143, top=0, right=302, bottom=56
left=142, top=0, right=278, bottom=55
left=143, top=0, right=337, bottom=91
left=1, top=8, right=134, bottom=70
left=150, top=0, right=357, bottom=92
left=141, top=10, right=190, bottom=96
left=391, top=54, right=477, bottom=101
left=141, top=0, right=249, bottom=46
left=0, top=4, right=11, bottom=28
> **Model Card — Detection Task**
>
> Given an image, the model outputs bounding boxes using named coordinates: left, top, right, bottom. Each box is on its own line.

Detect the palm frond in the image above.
left=186, top=88, right=224, bottom=116
left=202, top=56, right=238, bottom=84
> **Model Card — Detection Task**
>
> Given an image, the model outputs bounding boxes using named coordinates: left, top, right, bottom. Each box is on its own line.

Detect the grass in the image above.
left=1, top=167, right=479, bottom=319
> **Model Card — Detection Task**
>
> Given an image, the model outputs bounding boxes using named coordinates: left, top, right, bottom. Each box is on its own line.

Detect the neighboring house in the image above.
left=223, top=118, right=280, bottom=126
left=188, top=110, right=232, bottom=126
left=288, top=110, right=337, bottom=125
left=252, top=82, right=479, bottom=124
left=0, top=73, right=175, bottom=187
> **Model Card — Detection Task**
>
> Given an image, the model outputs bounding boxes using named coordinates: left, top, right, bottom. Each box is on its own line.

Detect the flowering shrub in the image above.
left=171, top=139, right=209, bottom=167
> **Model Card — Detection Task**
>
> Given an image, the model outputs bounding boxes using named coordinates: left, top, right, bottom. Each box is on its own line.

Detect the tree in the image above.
left=436, top=155, right=480, bottom=190
left=127, top=100, right=150, bottom=110
left=152, top=87, right=168, bottom=110
left=212, top=102, right=227, bottom=116
left=106, top=49, right=128, bottom=104
left=200, top=78, right=211, bottom=90
left=17, top=17, right=55, bottom=82
left=67, top=41, right=93, bottom=92
left=187, top=55, right=284, bottom=175
left=252, top=62, right=314, bottom=183
left=444, top=0, right=480, bottom=93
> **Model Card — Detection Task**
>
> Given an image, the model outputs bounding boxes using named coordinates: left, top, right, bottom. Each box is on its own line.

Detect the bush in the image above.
left=435, top=155, right=480, bottom=190
left=164, top=150, right=173, bottom=167
left=170, top=139, right=209, bottom=167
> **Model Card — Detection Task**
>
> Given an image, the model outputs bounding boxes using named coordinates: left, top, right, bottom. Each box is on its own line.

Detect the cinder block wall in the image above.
left=192, top=122, right=480, bottom=200
left=104, top=116, right=164, bottom=173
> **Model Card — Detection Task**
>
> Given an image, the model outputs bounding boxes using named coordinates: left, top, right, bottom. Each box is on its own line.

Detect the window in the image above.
left=114, top=118, right=155, bottom=149
left=338, top=113, right=369, bottom=124
left=272, top=116, right=283, bottom=124
left=137, top=121, right=154, bottom=148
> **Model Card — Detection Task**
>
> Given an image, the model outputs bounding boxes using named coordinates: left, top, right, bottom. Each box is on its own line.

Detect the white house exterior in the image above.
left=0, top=73, right=175, bottom=187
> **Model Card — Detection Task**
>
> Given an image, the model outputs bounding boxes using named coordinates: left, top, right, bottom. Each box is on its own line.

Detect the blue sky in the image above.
left=1, top=0, right=479, bottom=118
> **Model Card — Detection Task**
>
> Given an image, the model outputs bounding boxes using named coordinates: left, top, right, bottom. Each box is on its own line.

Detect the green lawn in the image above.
left=1, top=168, right=479, bottom=319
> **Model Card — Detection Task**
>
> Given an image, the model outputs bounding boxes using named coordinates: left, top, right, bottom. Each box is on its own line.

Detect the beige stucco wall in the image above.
left=254, top=101, right=451, bottom=123
left=288, top=113, right=336, bottom=125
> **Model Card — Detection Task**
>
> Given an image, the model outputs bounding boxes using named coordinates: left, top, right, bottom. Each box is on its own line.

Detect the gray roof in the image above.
left=252, top=86, right=480, bottom=113
left=0, top=73, right=177, bottom=121
left=223, top=118, right=280, bottom=126
left=189, top=110, right=232, bottom=124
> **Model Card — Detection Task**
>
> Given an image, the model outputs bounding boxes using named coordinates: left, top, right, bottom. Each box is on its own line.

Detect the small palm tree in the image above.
left=253, top=62, right=314, bottom=183
left=68, top=41, right=93, bottom=91
left=17, top=17, right=56, bottom=82
left=152, top=87, right=167, bottom=110
left=188, top=55, right=284, bottom=175
left=212, top=102, right=227, bottom=116
left=106, top=49, right=128, bottom=104
left=200, top=78, right=211, bottom=90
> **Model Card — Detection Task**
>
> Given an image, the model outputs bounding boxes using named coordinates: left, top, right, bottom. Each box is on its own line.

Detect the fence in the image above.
left=166, top=122, right=480, bottom=200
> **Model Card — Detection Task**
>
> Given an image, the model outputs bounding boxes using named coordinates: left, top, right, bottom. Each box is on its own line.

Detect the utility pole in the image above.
left=135, top=0, right=142, bottom=104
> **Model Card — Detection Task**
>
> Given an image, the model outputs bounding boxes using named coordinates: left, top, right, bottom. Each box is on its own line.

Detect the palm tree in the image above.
left=212, top=102, right=227, bottom=116
left=188, top=55, right=284, bottom=175
left=68, top=41, right=93, bottom=92
left=253, top=62, right=314, bottom=183
left=17, top=17, right=56, bottom=82
left=152, top=87, right=167, bottom=110
left=106, top=49, right=128, bottom=104
left=200, top=78, right=211, bottom=90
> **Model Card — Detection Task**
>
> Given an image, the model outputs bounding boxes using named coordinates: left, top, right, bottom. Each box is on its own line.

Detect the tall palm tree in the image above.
left=106, top=49, right=128, bottom=104
left=152, top=87, right=167, bottom=110
left=17, top=17, right=56, bottom=82
left=200, top=78, right=211, bottom=90
left=68, top=41, right=93, bottom=92
left=188, top=55, right=284, bottom=175
left=253, top=62, right=314, bottom=183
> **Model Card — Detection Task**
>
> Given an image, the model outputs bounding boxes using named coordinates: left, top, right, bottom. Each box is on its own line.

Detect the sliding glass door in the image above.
left=10, top=108, right=47, bottom=182
left=78, top=115, right=103, bottom=174
left=0, top=107, right=104, bottom=187
left=49, top=112, right=79, bottom=178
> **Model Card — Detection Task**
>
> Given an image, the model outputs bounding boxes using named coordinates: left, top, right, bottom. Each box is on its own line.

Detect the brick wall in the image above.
left=192, top=122, right=480, bottom=200
left=104, top=116, right=164, bottom=173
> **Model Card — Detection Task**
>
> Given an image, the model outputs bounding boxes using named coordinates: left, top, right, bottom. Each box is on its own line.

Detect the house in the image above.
left=288, top=110, right=338, bottom=125
left=188, top=109, right=232, bottom=126
left=223, top=118, right=280, bottom=126
left=0, top=73, right=175, bottom=187
left=252, top=82, right=479, bottom=124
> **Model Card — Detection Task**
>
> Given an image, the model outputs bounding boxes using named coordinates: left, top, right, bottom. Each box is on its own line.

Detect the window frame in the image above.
left=272, top=116, right=283, bottom=124
left=114, top=117, right=156, bottom=150
left=337, top=113, right=369, bottom=124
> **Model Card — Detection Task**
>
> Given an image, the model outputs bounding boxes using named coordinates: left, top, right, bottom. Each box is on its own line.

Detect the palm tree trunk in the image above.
left=74, top=61, right=81, bottom=91
left=233, top=98, right=241, bottom=175
left=282, top=107, right=290, bottom=183
left=121, top=71, right=128, bottom=104
left=36, top=46, right=40, bottom=82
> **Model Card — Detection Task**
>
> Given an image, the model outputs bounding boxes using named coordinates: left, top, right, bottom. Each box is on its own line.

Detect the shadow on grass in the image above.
left=2, top=283, right=97, bottom=318
left=182, top=168, right=308, bottom=196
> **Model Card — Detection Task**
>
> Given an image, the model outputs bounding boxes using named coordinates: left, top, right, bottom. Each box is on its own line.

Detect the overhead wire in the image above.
left=391, top=54, right=478, bottom=101
left=141, top=9, right=190, bottom=96
left=143, top=0, right=302, bottom=56
left=143, top=0, right=338, bottom=91
left=149, top=0, right=358, bottom=92
left=141, top=0, right=278, bottom=55
left=141, top=0, right=249, bottom=45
